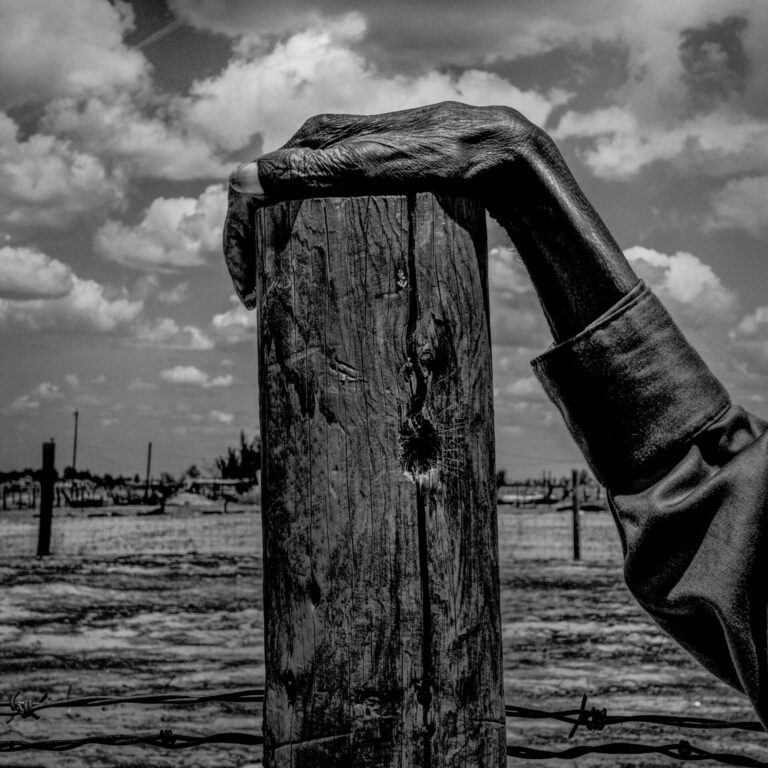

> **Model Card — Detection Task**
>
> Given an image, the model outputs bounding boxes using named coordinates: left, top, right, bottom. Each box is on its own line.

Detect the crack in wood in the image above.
left=406, top=193, right=435, bottom=768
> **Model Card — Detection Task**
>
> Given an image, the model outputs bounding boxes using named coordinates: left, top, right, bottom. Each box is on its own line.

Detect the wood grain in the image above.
left=255, top=193, right=504, bottom=767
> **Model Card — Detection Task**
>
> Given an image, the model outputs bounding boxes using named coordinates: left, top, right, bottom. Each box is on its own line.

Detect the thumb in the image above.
left=230, top=141, right=410, bottom=202
left=222, top=184, right=258, bottom=309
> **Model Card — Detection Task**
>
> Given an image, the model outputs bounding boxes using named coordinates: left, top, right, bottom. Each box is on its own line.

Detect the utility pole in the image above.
left=144, top=441, right=152, bottom=501
left=72, top=410, right=79, bottom=472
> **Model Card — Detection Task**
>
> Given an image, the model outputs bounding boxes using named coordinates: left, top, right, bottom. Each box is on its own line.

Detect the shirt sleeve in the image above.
left=532, top=281, right=768, bottom=726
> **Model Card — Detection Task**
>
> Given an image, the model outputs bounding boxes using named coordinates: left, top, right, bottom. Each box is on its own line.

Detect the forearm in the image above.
left=491, top=128, right=639, bottom=342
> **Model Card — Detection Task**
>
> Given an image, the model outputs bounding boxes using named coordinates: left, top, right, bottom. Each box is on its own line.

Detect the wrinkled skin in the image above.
left=223, top=101, right=638, bottom=339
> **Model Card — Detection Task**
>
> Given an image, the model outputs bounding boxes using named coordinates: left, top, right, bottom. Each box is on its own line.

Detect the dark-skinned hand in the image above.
left=223, top=101, right=638, bottom=339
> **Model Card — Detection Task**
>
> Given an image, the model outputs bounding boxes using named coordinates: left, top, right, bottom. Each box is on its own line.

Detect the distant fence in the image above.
left=0, top=505, right=622, bottom=561
left=0, top=506, right=261, bottom=558
left=498, top=507, right=622, bottom=563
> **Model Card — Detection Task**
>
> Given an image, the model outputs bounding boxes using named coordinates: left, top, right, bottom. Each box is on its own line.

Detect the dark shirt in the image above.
left=533, top=281, right=768, bottom=726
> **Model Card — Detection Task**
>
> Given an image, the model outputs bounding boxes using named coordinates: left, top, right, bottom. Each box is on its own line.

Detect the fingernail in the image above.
left=230, top=161, right=264, bottom=196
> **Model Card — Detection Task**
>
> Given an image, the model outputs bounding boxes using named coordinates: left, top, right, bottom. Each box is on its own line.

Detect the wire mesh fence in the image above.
left=0, top=502, right=620, bottom=560
left=0, top=505, right=260, bottom=558
left=498, top=507, right=622, bottom=563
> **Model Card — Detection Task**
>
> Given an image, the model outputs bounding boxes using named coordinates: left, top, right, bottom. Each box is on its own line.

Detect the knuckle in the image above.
left=434, top=100, right=466, bottom=116
left=301, top=114, right=326, bottom=134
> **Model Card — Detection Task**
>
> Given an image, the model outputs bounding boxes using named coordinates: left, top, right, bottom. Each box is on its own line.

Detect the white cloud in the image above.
left=555, top=108, right=768, bottom=179
left=624, top=246, right=737, bottom=324
left=157, top=281, right=191, bottom=305
left=728, top=307, right=768, bottom=377
left=0, top=275, right=143, bottom=333
left=168, top=1, right=745, bottom=76
left=210, top=409, right=235, bottom=424
left=708, top=175, right=768, bottom=236
left=211, top=295, right=257, bottom=345
left=134, top=317, right=214, bottom=350
left=5, top=381, right=64, bottom=413
left=6, top=394, right=40, bottom=413
left=0, top=113, right=122, bottom=228
left=733, top=306, right=768, bottom=340
left=95, top=184, right=227, bottom=271
left=503, top=376, right=547, bottom=400
left=131, top=274, right=192, bottom=304
left=486, top=246, right=549, bottom=350
left=64, top=374, right=80, bottom=389
left=161, top=365, right=234, bottom=388
left=180, top=16, right=566, bottom=153
left=0, top=245, right=74, bottom=299
left=128, top=377, right=156, bottom=391
left=43, top=92, right=227, bottom=181
left=0, top=0, right=148, bottom=107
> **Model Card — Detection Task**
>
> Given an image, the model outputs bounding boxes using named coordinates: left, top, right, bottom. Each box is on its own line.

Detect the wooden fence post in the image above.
left=37, top=440, right=55, bottom=557
left=255, top=194, right=505, bottom=767
left=571, top=469, right=581, bottom=561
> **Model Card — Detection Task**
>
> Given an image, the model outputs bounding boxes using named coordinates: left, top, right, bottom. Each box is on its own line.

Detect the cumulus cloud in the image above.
left=5, top=382, right=64, bottom=413
left=95, top=184, right=227, bottom=271
left=169, top=0, right=744, bottom=77
left=502, top=376, right=547, bottom=400
left=0, top=275, right=143, bottom=333
left=554, top=108, right=768, bottom=179
left=157, top=282, right=191, bottom=305
left=624, top=246, right=737, bottom=324
left=486, top=246, right=549, bottom=350
left=0, top=245, right=74, bottom=299
left=732, top=306, right=768, bottom=340
left=211, top=295, right=257, bottom=345
left=543, top=3, right=768, bottom=179
left=210, top=409, right=235, bottom=424
left=708, top=175, right=768, bottom=236
left=161, top=365, right=234, bottom=388
left=0, top=113, right=122, bottom=228
left=133, top=317, right=214, bottom=350
left=728, top=308, right=768, bottom=377
left=43, top=92, right=227, bottom=181
left=179, top=16, right=567, bottom=153
left=0, top=0, right=148, bottom=107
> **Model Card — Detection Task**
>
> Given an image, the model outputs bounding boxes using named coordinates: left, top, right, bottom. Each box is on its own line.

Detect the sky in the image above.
left=2, top=0, right=768, bottom=481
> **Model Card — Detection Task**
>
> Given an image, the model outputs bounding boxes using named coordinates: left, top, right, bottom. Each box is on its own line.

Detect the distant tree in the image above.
left=495, top=469, right=508, bottom=488
left=184, top=464, right=201, bottom=479
left=159, top=471, right=177, bottom=486
left=215, top=431, right=261, bottom=483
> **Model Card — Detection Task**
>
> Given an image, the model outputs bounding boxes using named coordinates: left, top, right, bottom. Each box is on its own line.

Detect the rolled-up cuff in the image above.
left=531, top=282, right=730, bottom=492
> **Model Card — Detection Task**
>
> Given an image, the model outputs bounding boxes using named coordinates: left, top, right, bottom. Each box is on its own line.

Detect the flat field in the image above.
left=0, top=506, right=765, bottom=767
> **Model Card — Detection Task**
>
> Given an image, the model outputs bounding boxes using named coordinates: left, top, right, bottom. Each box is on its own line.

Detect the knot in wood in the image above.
left=399, top=415, right=440, bottom=480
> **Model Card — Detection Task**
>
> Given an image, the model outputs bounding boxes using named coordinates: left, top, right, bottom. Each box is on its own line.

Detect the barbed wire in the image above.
left=3, top=688, right=762, bottom=735
left=2, top=688, right=265, bottom=723
left=0, top=730, right=262, bottom=752
left=0, top=731, right=767, bottom=765
left=509, top=694, right=766, bottom=736
left=2, top=688, right=766, bottom=764
left=505, top=740, right=768, bottom=766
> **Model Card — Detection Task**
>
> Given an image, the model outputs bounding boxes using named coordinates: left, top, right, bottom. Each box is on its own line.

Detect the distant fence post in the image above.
left=37, top=440, right=55, bottom=557
left=571, top=468, right=581, bottom=561
left=255, top=194, right=505, bottom=767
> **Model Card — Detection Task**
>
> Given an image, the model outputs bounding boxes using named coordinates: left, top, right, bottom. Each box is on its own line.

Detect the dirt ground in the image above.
left=0, top=507, right=766, bottom=767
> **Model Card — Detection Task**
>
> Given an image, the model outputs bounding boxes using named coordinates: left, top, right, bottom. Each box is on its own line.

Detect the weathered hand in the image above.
left=230, top=101, right=540, bottom=202
left=223, top=100, right=637, bottom=341
left=223, top=102, right=542, bottom=307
